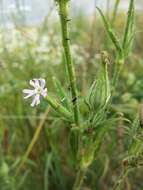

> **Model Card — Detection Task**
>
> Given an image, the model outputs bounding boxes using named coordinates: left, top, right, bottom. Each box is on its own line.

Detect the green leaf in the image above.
left=122, top=0, right=135, bottom=54
left=53, top=77, right=71, bottom=111
left=97, top=7, right=122, bottom=53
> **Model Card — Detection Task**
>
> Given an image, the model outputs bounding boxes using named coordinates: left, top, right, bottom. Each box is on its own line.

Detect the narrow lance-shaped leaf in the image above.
left=122, top=0, right=135, bottom=53
left=128, top=115, right=142, bottom=155
left=97, top=7, right=122, bottom=53
left=46, top=95, right=72, bottom=121
left=111, top=0, right=121, bottom=26
left=53, top=77, right=71, bottom=111
left=85, top=80, right=96, bottom=111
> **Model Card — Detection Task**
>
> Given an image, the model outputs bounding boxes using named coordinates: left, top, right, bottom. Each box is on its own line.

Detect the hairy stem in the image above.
left=58, top=0, right=79, bottom=125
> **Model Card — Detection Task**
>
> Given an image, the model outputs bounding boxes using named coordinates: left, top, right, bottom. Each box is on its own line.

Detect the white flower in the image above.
left=23, top=78, right=47, bottom=107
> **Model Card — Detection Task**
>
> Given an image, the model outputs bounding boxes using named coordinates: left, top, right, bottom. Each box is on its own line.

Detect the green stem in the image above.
left=72, top=168, right=86, bottom=190
left=58, top=0, right=79, bottom=125
left=112, top=56, right=124, bottom=88
left=46, top=95, right=72, bottom=120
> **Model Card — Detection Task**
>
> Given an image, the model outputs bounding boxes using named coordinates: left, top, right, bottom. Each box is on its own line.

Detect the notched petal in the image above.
left=30, top=94, right=40, bottom=107
left=39, top=78, right=46, bottom=88
left=23, top=89, right=35, bottom=94
left=41, top=88, right=47, bottom=97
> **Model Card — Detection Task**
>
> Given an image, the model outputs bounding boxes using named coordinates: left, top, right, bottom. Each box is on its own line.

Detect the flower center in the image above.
left=37, top=87, right=42, bottom=94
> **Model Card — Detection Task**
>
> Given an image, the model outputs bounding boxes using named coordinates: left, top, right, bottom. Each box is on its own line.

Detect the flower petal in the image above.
left=39, top=78, right=46, bottom=88
left=30, top=79, right=40, bottom=88
left=29, top=80, right=35, bottom=87
left=23, top=89, right=34, bottom=94
left=41, top=88, right=47, bottom=97
left=23, top=89, right=35, bottom=99
left=30, top=94, right=40, bottom=107
left=35, top=94, right=40, bottom=105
